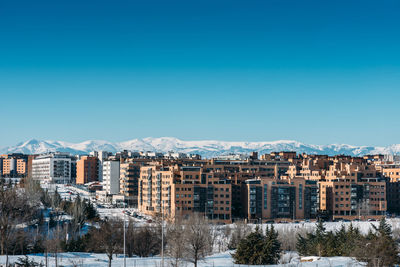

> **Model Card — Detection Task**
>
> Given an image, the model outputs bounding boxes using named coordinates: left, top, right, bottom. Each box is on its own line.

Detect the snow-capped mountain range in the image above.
left=1, top=137, right=400, bottom=158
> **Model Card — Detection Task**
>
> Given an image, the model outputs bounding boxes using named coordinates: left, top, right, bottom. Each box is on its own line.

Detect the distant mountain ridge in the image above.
left=1, top=137, right=400, bottom=158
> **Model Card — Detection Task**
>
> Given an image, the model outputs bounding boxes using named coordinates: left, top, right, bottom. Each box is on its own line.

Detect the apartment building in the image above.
left=119, top=158, right=151, bottom=207
left=0, top=154, right=29, bottom=177
left=138, top=164, right=233, bottom=223
left=76, top=156, right=99, bottom=184
left=319, top=177, right=386, bottom=220
left=243, top=177, right=318, bottom=222
left=102, top=160, right=120, bottom=195
left=32, top=153, right=75, bottom=183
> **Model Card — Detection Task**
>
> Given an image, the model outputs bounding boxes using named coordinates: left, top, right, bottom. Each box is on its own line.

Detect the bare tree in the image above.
left=166, top=217, right=186, bottom=267
left=69, top=195, right=86, bottom=238
left=47, top=222, right=64, bottom=267
left=278, top=225, right=310, bottom=251
left=227, top=220, right=251, bottom=250
left=131, top=225, right=161, bottom=257
left=0, top=186, right=35, bottom=266
left=24, top=178, right=43, bottom=207
left=182, top=214, right=212, bottom=267
left=89, top=219, right=122, bottom=267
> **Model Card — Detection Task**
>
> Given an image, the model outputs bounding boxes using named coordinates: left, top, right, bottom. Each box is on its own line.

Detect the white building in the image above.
left=92, top=151, right=112, bottom=182
left=102, top=160, right=120, bottom=195
left=32, top=153, right=74, bottom=184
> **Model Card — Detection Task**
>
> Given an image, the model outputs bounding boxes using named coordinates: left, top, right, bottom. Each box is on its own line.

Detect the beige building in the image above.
left=119, top=158, right=151, bottom=207
left=1, top=154, right=28, bottom=177
left=138, top=164, right=233, bottom=223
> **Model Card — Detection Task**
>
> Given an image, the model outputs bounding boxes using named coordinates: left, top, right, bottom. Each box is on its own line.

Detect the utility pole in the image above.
left=161, top=198, right=164, bottom=267
left=204, top=198, right=207, bottom=219
left=293, top=199, right=295, bottom=221
left=124, top=213, right=126, bottom=267
left=46, top=219, right=49, bottom=267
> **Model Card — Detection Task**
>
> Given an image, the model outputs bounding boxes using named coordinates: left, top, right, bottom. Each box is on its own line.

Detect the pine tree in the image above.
left=232, top=229, right=264, bottom=264
left=373, top=217, right=392, bottom=237
left=314, top=220, right=326, bottom=256
left=84, top=200, right=98, bottom=220
left=351, top=217, right=399, bottom=266
left=296, top=233, right=308, bottom=255
left=263, top=225, right=281, bottom=264
left=233, top=225, right=281, bottom=265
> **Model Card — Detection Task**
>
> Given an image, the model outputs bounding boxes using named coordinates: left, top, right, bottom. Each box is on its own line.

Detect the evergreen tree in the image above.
left=296, top=233, right=309, bottom=256
left=373, top=217, right=392, bottom=237
left=314, top=220, right=326, bottom=256
left=263, top=225, right=281, bottom=264
left=84, top=200, right=98, bottom=220
left=366, top=217, right=399, bottom=266
left=233, top=226, right=281, bottom=265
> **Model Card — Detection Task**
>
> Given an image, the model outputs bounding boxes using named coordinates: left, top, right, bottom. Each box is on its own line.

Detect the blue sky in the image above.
left=0, top=0, right=399, bottom=147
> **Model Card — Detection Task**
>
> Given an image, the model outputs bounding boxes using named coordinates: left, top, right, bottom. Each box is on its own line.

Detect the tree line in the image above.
left=297, top=218, right=399, bottom=266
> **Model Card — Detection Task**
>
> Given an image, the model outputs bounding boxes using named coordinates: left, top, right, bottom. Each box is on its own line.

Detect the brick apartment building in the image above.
left=243, top=177, right=318, bottom=222
left=76, top=156, right=99, bottom=184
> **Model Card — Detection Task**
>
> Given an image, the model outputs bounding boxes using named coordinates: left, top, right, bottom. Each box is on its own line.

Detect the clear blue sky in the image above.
left=1, top=0, right=399, bottom=147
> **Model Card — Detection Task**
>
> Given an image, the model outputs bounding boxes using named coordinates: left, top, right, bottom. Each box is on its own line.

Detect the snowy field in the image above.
left=0, top=252, right=363, bottom=267
left=248, top=219, right=400, bottom=235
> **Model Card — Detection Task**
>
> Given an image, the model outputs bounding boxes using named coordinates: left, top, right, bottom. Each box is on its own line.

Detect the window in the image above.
left=264, top=184, right=268, bottom=209
left=299, top=184, right=303, bottom=209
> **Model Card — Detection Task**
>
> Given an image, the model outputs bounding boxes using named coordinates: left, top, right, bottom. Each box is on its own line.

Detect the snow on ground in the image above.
left=245, top=218, right=400, bottom=235
left=0, top=251, right=363, bottom=267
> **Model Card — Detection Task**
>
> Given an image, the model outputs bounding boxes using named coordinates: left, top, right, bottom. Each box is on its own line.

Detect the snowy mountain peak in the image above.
left=1, top=137, right=399, bottom=157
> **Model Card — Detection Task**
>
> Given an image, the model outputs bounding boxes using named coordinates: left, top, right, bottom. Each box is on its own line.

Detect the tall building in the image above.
left=119, top=159, right=151, bottom=207
left=96, top=151, right=112, bottom=182
left=26, top=155, right=37, bottom=178
left=32, top=153, right=75, bottom=184
left=102, top=160, right=120, bottom=195
left=138, top=164, right=233, bottom=224
left=76, top=156, right=99, bottom=184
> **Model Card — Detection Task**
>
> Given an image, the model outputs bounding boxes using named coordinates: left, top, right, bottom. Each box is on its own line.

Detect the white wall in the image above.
left=103, top=160, right=120, bottom=195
